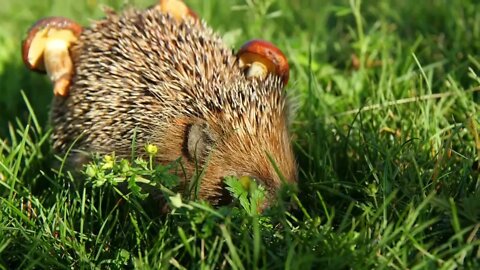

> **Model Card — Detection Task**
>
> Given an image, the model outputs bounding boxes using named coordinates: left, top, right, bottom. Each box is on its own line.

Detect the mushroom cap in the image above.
left=22, top=17, right=82, bottom=73
left=237, top=39, right=290, bottom=85
left=156, top=0, right=198, bottom=22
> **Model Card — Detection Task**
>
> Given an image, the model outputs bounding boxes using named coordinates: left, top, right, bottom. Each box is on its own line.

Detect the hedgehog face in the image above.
left=149, top=70, right=297, bottom=206
left=199, top=118, right=297, bottom=206
left=171, top=77, right=298, bottom=206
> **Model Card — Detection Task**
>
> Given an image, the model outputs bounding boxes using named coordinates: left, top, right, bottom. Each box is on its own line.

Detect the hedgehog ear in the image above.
left=185, top=121, right=218, bottom=163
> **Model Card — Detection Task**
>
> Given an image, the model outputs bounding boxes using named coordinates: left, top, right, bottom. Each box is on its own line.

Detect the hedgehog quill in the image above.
left=21, top=0, right=297, bottom=205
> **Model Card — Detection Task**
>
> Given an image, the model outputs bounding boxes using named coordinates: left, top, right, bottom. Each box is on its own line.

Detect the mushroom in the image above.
left=22, top=17, right=82, bottom=97
left=156, top=0, right=198, bottom=22
left=237, top=39, right=289, bottom=85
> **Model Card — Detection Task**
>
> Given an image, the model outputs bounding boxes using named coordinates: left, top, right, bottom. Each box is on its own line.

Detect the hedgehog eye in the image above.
left=184, top=121, right=217, bottom=163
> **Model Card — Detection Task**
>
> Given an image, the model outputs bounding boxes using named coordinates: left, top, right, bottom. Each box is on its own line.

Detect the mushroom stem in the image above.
left=44, top=39, right=74, bottom=97
left=245, top=62, right=268, bottom=80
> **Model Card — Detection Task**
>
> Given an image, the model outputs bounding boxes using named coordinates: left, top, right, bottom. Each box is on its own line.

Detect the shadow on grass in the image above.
left=0, top=59, right=52, bottom=138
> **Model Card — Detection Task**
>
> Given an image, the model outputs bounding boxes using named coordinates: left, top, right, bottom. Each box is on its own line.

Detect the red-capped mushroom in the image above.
left=156, top=0, right=198, bottom=22
left=237, top=39, right=289, bottom=85
left=22, top=17, right=82, bottom=97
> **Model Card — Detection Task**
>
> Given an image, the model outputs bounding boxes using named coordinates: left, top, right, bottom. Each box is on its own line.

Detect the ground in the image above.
left=0, top=0, right=479, bottom=269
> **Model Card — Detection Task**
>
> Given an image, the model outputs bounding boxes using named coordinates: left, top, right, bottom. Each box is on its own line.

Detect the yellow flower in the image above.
left=145, top=144, right=158, bottom=156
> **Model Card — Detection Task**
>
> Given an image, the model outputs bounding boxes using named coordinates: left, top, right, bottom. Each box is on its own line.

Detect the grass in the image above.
left=1, top=0, right=479, bottom=268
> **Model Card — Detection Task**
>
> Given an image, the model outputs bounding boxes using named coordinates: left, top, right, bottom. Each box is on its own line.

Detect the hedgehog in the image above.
left=21, top=0, right=297, bottom=205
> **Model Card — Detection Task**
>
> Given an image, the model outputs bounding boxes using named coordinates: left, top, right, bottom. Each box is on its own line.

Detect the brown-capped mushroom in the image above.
left=156, top=0, right=198, bottom=22
left=22, top=17, right=82, bottom=97
left=237, top=39, right=289, bottom=85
